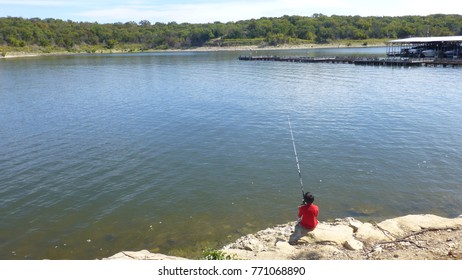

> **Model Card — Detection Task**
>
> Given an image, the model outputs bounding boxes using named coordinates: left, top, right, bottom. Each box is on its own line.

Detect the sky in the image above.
left=1, top=0, right=461, bottom=24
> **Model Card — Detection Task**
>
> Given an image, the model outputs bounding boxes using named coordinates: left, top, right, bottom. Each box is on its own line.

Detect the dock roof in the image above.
left=389, top=36, right=462, bottom=43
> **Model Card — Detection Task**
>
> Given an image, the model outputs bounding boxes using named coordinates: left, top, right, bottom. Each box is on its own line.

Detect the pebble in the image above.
left=373, top=246, right=383, bottom=254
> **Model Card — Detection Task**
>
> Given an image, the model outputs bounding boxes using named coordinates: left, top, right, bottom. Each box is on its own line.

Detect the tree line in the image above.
left=1, top=14, right=461, bottom=51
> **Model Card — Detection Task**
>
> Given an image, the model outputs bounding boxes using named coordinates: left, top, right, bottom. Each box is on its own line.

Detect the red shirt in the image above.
left=298, top=203, right=319, bottom=230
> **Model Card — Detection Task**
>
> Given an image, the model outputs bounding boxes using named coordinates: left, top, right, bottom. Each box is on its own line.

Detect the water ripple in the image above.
left=1, top=51, right=462, bottom=259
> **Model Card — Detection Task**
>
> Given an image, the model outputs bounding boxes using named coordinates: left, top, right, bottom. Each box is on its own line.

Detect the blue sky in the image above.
left=1, top=0, right=461, bottom=23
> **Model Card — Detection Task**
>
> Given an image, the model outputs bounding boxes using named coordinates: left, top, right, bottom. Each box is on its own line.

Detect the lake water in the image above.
left=1, top=47, right=462, bottom=259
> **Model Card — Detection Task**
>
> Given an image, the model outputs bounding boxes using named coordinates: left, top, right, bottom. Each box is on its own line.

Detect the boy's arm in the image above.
left=297, top=205, right=303, bottom=218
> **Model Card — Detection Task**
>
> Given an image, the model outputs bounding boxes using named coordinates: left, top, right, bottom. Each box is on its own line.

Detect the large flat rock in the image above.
left=378, top=214, right=462, bottom=238
left=104, top=250, right=187, bottom=260
left=308, top=224, right=354, bottom=245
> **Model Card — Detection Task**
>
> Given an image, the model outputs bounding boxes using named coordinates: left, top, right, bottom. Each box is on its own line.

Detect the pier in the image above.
left=239, top=36, right=462, bottom=68
left=238, top=55, right=462, bottom=67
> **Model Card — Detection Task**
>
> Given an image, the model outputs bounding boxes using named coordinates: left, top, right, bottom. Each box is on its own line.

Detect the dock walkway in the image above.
left=238, top=56, right=462, bottom=67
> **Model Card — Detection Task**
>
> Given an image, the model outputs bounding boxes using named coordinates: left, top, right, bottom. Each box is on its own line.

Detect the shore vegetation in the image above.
left=1, top=14, right=462, bottom=56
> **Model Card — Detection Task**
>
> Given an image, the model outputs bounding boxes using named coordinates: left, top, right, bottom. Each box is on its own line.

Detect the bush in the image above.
left=201, top=248, right=236, bottom=260
left=106, top=39, right=118, bottom=49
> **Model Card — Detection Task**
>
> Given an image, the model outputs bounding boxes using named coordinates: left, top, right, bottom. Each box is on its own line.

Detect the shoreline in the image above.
left=106, top=213, right=462, bottom=260
left=1, top=42, right=386, bottom=59
left=191, top=42, right=386, bottom=52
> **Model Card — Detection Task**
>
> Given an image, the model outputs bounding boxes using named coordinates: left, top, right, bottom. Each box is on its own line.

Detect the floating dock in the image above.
left=238, top=55, right=462, bottom=67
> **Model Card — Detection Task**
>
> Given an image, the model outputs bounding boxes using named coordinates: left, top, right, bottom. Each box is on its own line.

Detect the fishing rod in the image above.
left=288, top=116, right=305, bottom=197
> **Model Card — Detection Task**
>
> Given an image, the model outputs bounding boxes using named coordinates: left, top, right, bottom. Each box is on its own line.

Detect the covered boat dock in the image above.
left=238, top=36, right=462, bottom=67
left=386, top=36, right=462, bottom=58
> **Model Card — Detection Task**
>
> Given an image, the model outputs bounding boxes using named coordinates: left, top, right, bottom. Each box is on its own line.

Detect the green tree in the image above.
left=266, top=32, right=289, bottom=46
left=106, top=39, right=118, bottom=49
left=1, top=15, right=462, bottom=50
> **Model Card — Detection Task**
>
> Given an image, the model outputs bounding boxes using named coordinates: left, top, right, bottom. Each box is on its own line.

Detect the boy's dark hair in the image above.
left=303, top=192, right=314, bottom=204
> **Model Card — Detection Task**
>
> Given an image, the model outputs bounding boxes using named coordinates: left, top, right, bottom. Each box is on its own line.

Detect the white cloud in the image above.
left=78, top=0, right=462, bottom=24
left=75, top=0, right=352, bottom=23
left=4, top=0, right=460, bottom=23
left=77, top=2, right=258, bottom=23
left=0, top=0, right=73, bottom=6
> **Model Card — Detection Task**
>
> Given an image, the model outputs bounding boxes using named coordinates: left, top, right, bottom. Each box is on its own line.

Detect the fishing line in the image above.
left=288, top=115, right=305, bottom=197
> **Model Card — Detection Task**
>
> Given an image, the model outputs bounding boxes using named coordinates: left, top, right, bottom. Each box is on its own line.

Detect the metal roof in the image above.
left=389, top=36, right=462, bottom=43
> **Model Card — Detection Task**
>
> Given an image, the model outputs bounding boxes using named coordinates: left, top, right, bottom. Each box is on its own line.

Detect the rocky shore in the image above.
left=106, top=213, right=462, bottom=260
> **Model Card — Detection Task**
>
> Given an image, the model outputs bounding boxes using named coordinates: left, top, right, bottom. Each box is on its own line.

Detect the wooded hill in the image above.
left=1, top=14, right=461, bottom=52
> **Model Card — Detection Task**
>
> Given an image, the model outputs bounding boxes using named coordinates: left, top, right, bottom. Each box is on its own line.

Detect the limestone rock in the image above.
left=343, top=239, right=364, bottom=251
left=253, top=250, right=289, bottom=260
left=317, top=245, right=344, bottom=256
left=346, top=218, right=364, bottom=232
left=355, top=222, right=390, bottom=242
left=377, top=219, right=405, bottom=237
left=310, top=224, right=354, bottom=245
left=275, top=240, right=295, bottom=252
left=222, top=248, right=257, bottom=260
left=378, top=214, right=462, bottom=238
left=104, top=250, right=187, bottom=260
left=231, top=234, right=262, bottom=251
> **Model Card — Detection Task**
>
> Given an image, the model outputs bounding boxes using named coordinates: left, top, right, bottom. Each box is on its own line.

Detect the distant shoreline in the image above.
left=191, top=42, right=386, bottom=52
left=1, top=42, right=386, bottom=59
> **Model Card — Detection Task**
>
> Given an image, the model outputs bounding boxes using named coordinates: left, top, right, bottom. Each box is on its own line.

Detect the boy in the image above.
left=289, top=192, right=319, bottom=245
